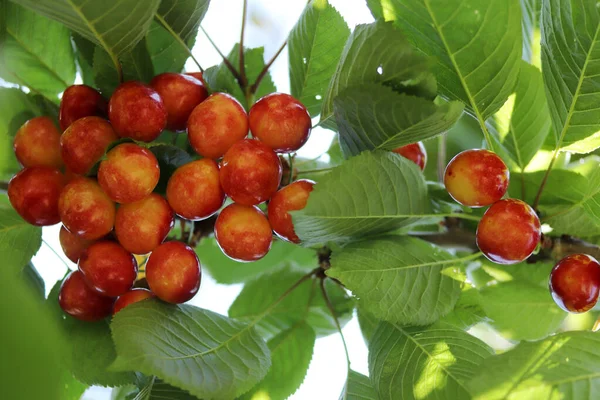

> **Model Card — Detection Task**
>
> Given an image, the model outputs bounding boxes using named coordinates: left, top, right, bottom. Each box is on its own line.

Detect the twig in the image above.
left=437, top=134, right=447, bottom=182
left=250, top=39, right=288, bottom=93
left=200, top=26, right=243, bottom=83
left=532, top=149, right=559, bottom=210
left=239, top=0, right=249, bottom=88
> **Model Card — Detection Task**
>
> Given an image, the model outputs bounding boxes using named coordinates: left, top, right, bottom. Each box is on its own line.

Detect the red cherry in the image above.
left=59, top=225, right=95, bottom=263
left=113, top=288, right=155, bottom=315
left=267, top=179, right=314, bottom=243
left=392, top=142, right=427, bottom=170
left=58, top=270, right=115, bottom=321
left=550, top=254, right=600, bottom=313
left=59, top=84, right=107, bottom=131
left=13, top=116, right=63, bottom=168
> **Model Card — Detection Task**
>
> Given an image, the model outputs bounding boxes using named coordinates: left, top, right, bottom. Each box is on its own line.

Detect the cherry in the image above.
left=150, top=73, right=208, bottom=131
left=550, top=254, right=600, bottom=313
left=249, top=93, right=311, bottom=152
left=108, top=81, right=167, bottom=142
left=187, top=92, right=249, bottom=159
left=13, top=117, right=62, bottom=168
left=60, top=116, right=118, bottom=175
left=113, top=288, right=155, bottom=315
left=59, top=84, right=107, bottom=131
left=58, top=176, right=115, bottom=240
left=444, top=149, right=509, bottom=207
left=268, top=179, right=314, bottom=243
left=393, top=142, right=427, bottom=171
left=185, top=72, right=205, bottom=85
left=97, top=143, right=160, bottom=204
left=166, top=159, right=225, bottom=220
left=145, top=241, right=201, bottom=304
left=58, top=270, right=114, bottom=321
left=59, top=225, right=94, bottom=263
left=78, top=241, right=138, bottom=297
left=115, top=193, right=174, bottom=254
left=220, top=139, right=282, bottom=205
left=8, top=167, right=65, bottom=226
left=214, top=203, right=273, bottom=262
left=476, top=199, right=541, bottom=265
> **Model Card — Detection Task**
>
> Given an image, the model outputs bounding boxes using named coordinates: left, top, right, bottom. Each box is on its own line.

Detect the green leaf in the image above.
left=228, top=266, right=354, bottom=338
left=521, top=0, right=541, bottom=64
left=1, top=1, right=75, bottom=99
left=541, top=0, right=600, bottom=153
left=288, top=0, right=349, bottom=117
left=357, top=305, right=379, bottom=345
left=369, top=321, right=493, bottom=400
left=468, top=331, right=600, bottom=399
left=129, top=377, right=198, bottom=400
left=146, top=20, right=194, bottom=75
left=13, top=0, right=160, bottom=73
left=341, top=370, right=378, bottom=400
left=439, top=286, right=487, bottom=330
left=20, top=262, right=45, bottom=298
left=479, top=281, right=567, bottom=341
left=0, top=201, right=42, bottom=271
left=328, top=236, right=463, bottom=325
left=196, top=237, right=317, bottom=284
left=72, top=34, right=97, bottom=87
left=148, top=144, right=194, bottom=194
left=111, top=299, right=270, bottom=400
left=241, top=322, right=316, bottom=400
left=292, top=151, right=428, bottom=247
left=334, top=84, right=463, bottom=158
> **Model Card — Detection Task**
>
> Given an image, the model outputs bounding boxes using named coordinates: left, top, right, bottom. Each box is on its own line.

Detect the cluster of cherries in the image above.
left=7, top=72, right=317, bottom=322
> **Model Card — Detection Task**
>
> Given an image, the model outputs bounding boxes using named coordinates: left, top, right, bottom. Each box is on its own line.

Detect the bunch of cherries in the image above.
left=8, top=72, right=316, bottom=321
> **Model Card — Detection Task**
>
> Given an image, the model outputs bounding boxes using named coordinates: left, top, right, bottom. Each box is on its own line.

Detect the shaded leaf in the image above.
left=0, top=200, right=42, bottom=271
left=148, top=144, right=194, bottom=194
left=341, top=370, right=378, bottom=400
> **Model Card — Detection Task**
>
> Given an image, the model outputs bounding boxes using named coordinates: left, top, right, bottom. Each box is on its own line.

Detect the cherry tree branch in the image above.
left=200, top=26, right=243, bottom=84
left=250, top=39, right=288, bottom=94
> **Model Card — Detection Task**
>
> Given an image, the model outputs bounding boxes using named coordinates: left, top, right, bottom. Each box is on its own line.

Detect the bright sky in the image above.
left=33, top=1, right=376, bottom=399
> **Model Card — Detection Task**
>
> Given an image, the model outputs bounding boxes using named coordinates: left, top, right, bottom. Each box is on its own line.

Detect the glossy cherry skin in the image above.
left=78, top=241, right=138, bottom=297
left=59, top=225, right=95, bottom=263
left=8, top=167, right=65, bottom=226
left=150, top=73, right=208, bottom=131
left=476, top=199, right=541, bottom=265
left=185, top=72, right=205, bottom=85
left=113, top=288, right=155, bottom=315
left=97, top=143, right=160, bottom=204
left=215, top=203, right=273, bottom=262
left=60, top=116, right=118, bottom=175
left=268, top=179, right=314, bottom=243
left=115, top=194, right=175, bottom=254
left=59, top=84, right=107, bottom=131
left=444, top=149, right=509, bottom=207
left=393, top=142, right=427, bottom=171
left=108, top=81, right=167, bottom=142
left=145, top=241, right=201, bottom=304
left=220, top=139, right=282, bottom=206
left=249, top=93, right=312, bottom=153
left=58, top=177, right=116, bottom=240
left=13, top=117, right=63, bottom=168
left=58, top=270, right=115, bottom=321
left=187, top=92, right=249, bottom=159
left=549, top=254, right=600, bottom=313
left=166, top=159, right=225, bottom=220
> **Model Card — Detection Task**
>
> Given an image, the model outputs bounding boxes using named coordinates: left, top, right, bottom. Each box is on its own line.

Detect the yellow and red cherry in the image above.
left=550, top=254, right=600, bottom=313
left=58, top=270, right=115, bottom=321
left=59, top=84, right=107, bottom=130
left=113, top=288, right=155, bottom=315
left=268, top=179, right=314, bottom=243
left=393, top=142, right=427, bottom=171
left=13, top=117, right=63, bottom=168
left=59, top=225, right=95, bottom=263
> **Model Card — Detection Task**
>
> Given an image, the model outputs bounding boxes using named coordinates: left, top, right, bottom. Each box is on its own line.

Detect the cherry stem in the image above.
left=0, top=181, right=8, bottom=192
left=239, top=0, right=249, bottom=88
left=437, top=134, right=447, bottom=182
left=288, top=154, right=295, bottom=185
left=296, top=167, right=335, bottom=175
left=155, top=14, right=204, bottom=73
left=200, top=26, right=244, bottom=84
left=250, top=39, right=288, bottom=94
left=187, top=221, right=195, bottom=245
left=42, top=239, right=70, bottom=269
left=532, top=148, right=560, bottom=210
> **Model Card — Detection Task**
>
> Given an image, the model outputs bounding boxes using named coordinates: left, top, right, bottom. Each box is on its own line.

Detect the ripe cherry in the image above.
left=150, top=73, right=208, bottom=131
left=13, top=117, right=62, bottom=168
left=113, top=288, right=155, bottom=315
left=187, top=92, right=249, bottom=159
left=78, top=241, right=138, bottom=297
left=185, top=72, right=205, bottom=85
left=393, top=142, right=427, bottom=171
left=115, top=194, right=174, bottom=254
left=249, top=93, right=311, bottom=152
left=215, top=203, right=273, bottom=262
left=58, top=176, right=115, bottom=240
left=58, top=270, right=114, bottom=321
left=59, top=84, right=107, bottom=131
left=166, top=159, right=225, bottom=220
left=145, top=241, right=201, bottom=304
left=220, top=139, right=282, bottom=205
left=268, top=179, right=314, bottom=243
left=549, top=254, right=600, bottom=313
left=444, top=149, right=509, bottom=207
left=59, top=225, right=94, bottom=263
left=8, top=167, right=65, bottom=226
left=97, top=143, right=160, bottom=204
left=108, top=81, right=167, bottom=142
left=476, top=199, right=541, bottom=265
left=60, top=116, right=118, bottom=175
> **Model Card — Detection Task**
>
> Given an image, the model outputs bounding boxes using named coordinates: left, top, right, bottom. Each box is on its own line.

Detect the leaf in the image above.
left=1, top=1, right=75, bottom=99
left=146, top=20, right=194, bottom=75
left=369, top=321, right=493, bottom=400
left=439, top=286, right=487, bottom=330
left=156, top=0, right=209, bottom=44
left=73, top=34, right=97, bottom=87
left=541, top=0, right=600, bottom=153
left=468, top=331, right=600, bottom=399
left=521, top=0, right=541, bottom=64
left=196, top=237, right=317, bottom=284
left=148, top=144, right=194, bottom=194
left=241, top=322, right=316, bottom=400
left=228, top=266, right=354, bottom=339
left=0, top=200, right=42, bottom=271
left=328, top=236, right=463, bottom=325
left=334, top=84, right=464, bottom=158
left=357, top=305, right=379, bottom=345
left=110, top=299, right=270, bottom=400
left=288, top=0, right=349, bottom=117
left=292, top=151, right=428, bottom=247
left=130, top=377, right=198, bottom=400
left=341, top=370, right=378, bottom=400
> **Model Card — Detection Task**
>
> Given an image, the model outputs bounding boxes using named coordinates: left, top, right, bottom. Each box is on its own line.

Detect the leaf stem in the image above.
left=239, top=0, right=249, bottom=88
left=155, top=14, right=204, bottom=73
left=250, top=39, right=288, bottom=94
left=200, top=26, right=243, bottom=83
left=532, top=148, right=559, bottom=209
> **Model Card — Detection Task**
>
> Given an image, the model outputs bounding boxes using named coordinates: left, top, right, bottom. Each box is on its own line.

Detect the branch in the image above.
left=200, top=26, right=243, bottom=84
left=239, top=0, right=249, bottom=88
left=250, top=39, right=287, bottom=94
